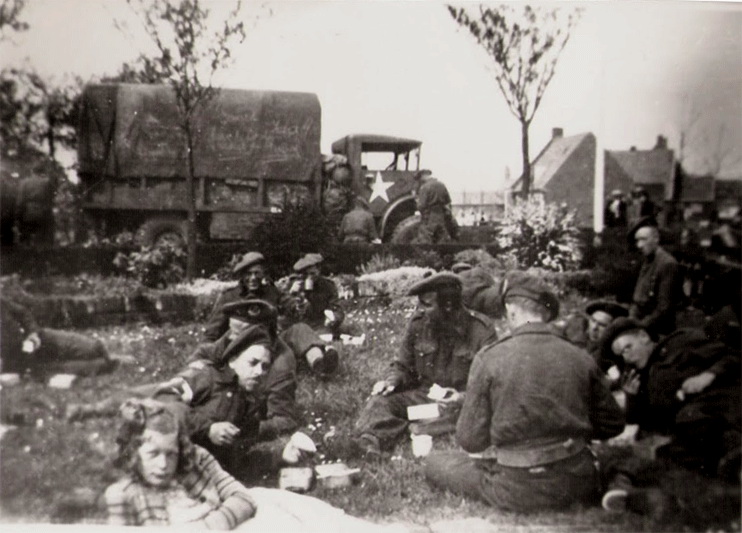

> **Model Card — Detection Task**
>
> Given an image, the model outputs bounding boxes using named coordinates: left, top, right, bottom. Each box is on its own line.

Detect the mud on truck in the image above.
left=77, top=83, right=425, bottom=246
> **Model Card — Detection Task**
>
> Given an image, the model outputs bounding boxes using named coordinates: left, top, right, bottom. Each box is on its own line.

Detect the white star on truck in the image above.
left=368, top=171, right=393, bottom=203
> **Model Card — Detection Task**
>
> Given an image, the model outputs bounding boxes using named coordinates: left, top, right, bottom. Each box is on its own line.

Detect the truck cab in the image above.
left=331, top=134, right=421, bottom=241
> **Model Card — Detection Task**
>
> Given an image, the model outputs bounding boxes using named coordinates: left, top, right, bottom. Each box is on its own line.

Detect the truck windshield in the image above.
left=361, top=148, right=420, bottom=171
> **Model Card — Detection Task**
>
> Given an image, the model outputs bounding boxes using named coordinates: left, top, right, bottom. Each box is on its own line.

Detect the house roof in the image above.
left=607, top=148, right=674, bottom=187
left=715, top=179, right=742, bottom=203
left=511, top=133, right=593, bottom=191
left=680, top=175, right=715, bottom=203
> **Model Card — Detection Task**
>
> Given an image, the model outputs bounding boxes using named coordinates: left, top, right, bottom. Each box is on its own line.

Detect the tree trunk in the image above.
left=520, top=120, right=531, bottom=199
left=184, top=125, right=198, bottom=281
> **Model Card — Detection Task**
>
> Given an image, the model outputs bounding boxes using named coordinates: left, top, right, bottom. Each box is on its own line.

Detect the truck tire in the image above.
left=390, top=215, right=421, bottom=244
left=136, top=218, right=187, bottom=248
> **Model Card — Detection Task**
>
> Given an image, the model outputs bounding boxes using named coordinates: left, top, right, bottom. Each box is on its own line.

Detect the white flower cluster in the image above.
left=497, top=197, right=582, bottom=272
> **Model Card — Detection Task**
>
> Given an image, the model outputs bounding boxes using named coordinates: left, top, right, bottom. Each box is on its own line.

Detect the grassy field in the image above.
left=0, top=295, right=723, bottom=532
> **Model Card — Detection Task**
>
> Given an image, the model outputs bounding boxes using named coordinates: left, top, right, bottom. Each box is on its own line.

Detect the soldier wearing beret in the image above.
left=600, top=318, right=740, bottom=478
left=155, top=324, right=315, bottom=481
left=187, top=299, right=300, bottom=443
left=66, top=300, right=299, bottom=445
left=425, top=274, right=625, bottom=513
left=204, top=252, right=292, bottom=342
left=628, top=217, right=683, bottom=337
left=354, top=272, right=497, bottom=456
left=597, top=317, right=740, bottom=518
left=458, top=266, right=506, bottom=319
left=560, top=300, right=629, bottom=371
left=280, top=253, right=343, bottom=375
left=413, top=171, right=456, bottom=243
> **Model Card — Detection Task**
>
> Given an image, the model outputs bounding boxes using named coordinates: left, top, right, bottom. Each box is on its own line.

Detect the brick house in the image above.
left=510, top=128, right=597, bottom=226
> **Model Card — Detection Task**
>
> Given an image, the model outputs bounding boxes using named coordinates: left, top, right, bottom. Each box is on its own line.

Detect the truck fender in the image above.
left=379, top=195, right=417, bottom=237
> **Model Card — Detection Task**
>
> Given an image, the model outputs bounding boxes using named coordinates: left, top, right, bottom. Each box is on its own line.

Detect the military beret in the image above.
left=451, top=262, right=473, bottom=274
left=233, top=252, right=265, bottom=274
left=293, top=253, right=324, bottom=272
left=222, top=299, right=277, bottom=324
left=220, top=324, right=274, bottom=364
left=627, top=216, right=658, bottom=241
left=502, top=273, right=560, bottom=322
left=414, top=169, right=433, bottom=180
left=584, top=300, right=629, bottom=319
left=408, top=272, right=462, bottom=296
left=600, top=317, right=647, bottom=362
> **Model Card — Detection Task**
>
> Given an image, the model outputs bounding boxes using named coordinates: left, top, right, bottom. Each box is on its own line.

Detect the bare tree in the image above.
left=125, top=0, right=245, bottom=280
left=0, top=67, right=81, bottom=165
left=678, top=94, right=740, bottom=178
left=0, top=0, right=28, bottom=41
left=448, top=4, right=580, bottom=197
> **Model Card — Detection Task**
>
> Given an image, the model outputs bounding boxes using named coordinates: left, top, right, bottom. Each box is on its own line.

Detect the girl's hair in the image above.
left=113, top=398, right=196, bottom=479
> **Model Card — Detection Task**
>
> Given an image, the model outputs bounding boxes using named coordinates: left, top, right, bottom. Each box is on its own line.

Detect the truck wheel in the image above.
left=136, top=218, right=187, bottom=248
left=390, top=215, right=421, bottom=244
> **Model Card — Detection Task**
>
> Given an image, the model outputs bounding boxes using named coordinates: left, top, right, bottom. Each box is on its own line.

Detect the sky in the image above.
left=2, top=0, right=741, bottom=193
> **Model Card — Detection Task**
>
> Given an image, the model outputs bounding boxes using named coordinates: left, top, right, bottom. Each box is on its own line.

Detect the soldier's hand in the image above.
left=620, top=368, right=641, bottom=396
left=679, top=371, right=716, bottom=397
left=371, top=380, right=396, bottom=396
left=22, top=332, right=41, bottom=354
left=436, top=389, right=464, bottom=407
left=289, top=280, right=303, bottom=294
left=208, top=422, right=240, bottom=446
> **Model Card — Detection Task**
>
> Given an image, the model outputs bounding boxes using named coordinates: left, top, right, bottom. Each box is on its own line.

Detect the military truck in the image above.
left=77, top=83, right=423, bottom=245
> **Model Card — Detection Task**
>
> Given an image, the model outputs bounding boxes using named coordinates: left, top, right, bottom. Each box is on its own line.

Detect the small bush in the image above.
left=402, top=249, right=444, bottom=270
left=250, top=204, right=334, bottom=275
left=113, top=241, right=186, bottom=288
left=358, top=253, right=401, bottom=276
left=357, top=266, right=434, bottom=298
left=497, top=197, right=582, bottom=272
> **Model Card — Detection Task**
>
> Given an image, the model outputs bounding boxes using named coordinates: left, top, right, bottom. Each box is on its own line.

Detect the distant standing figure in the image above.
left=605, top=190, right=628, bottom=227
left=413, top=170, right=455, bottom=243
left=338, top=197, right=380, bottom=244
left=629, top=186, right=656, bottom=224
left=629, top=217, right=683, bottom=336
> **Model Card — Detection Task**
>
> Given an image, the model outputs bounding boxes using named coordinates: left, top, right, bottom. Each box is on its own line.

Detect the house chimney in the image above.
left=655, top=135, right=668, bottom=150
left=552, top=127, right=564, bottom=139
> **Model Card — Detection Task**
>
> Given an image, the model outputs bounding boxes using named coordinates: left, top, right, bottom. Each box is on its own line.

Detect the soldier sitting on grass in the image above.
left=425, top=274, right=625, bottom=513
left=353, top=272, right=497, bottom=457
left=206, top=251, right=340, bottom=376
left=67, top=300, right=300, bottom=446
left=279, top=253, right=343, bottom=376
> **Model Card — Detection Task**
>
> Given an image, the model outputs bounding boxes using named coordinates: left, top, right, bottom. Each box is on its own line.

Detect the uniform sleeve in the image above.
left=694, top=339, right=740, bottom=383
left=456, top=352, right=492, bottom=452
left=2, top=297, right=39, bottom=333
left=416, top=183, right=432, bottom=212
left=639, top=260, right=681, bottom=332
left=154, top=368, right=217, bottom=443
left=588, top=365, right=625, bottom=440
left=203, top=292, right=230, bottom=342
left=337, top=214, right=348, bottom=242
left=192, top=448, right=256, bottom=530
left=365, top=213, right=379, bottom=242
left=104, top=482, right=136, bottom=526
left=386, top=318, right=419, bottom=388
left=324, top=279, right=345, bottom=326
left=257, top=344, right=300, bottom=441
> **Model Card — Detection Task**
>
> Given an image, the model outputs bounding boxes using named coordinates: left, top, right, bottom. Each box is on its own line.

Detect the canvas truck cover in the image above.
left=78, top=84, right=321, bottom=182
